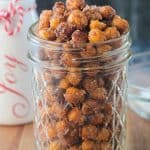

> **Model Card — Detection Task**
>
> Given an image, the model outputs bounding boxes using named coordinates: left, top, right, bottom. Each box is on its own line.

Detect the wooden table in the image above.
left=0, top=109, right=150, bottom=150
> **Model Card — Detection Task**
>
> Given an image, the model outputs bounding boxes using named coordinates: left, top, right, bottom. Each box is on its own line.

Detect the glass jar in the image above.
left=28, top=22, right=131, bottom=150
left=128, top=51, right=150, bottom=119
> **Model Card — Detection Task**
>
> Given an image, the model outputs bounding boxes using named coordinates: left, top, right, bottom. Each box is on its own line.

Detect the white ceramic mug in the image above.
left=0, top=0, right=38, bottom=125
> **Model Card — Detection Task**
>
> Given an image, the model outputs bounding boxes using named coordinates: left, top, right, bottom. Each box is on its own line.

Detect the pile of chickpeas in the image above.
left=36, top=0, right=129, bottom=149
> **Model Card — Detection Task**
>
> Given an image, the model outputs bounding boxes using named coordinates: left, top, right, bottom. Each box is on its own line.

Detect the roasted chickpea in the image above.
left=53, top=2, right=65, bottom=15
left=82, top=99, right=100, bottom=115
left=89, top=113, right=104, bottom=125
left=38, top=28, right=56, bottom=40
left=97, top=44, right=112, bottom=54
left=90, top=87, right=107, bottom=101
left=105, top=27, right=120, bottom=40
left=80, top=44, right=97, bottom=58
left=49, top=141, right=65, bottom=150
left=61, top=53, right=80, bottom=67
left=100, top=142, right=112, bottom=150
left=71, top=30, right=88, bottom=48
left=67, top=10, right=88, bottom=30
left=55, top=120, right=69, bottom=136
left=90, top=20, right=107, bottom=30
left=48, top=126, right=57, bottom=139
left=50, top=102, right=66, bottom=119
left=69, top=145, right=80, bottom=150
left=59, top=78, right=70, bottom=89
left=82, top=77, right=98, bottom=92
left=39, top=10, right=52, bottom=30
left=66, top=0, right=85, bottom=10
left=68, top=107, right=83, bottom=124
left=112, top=15, right=129, bottom=34
left=88, top=29, right=106, bottom=43
left=99, top=5, right=116, bottom=19
left=64, top=87, right=86, bottom=105
left=81, top=140, right=96, bottom=150
left=55, top=22, right=74, bottom=42
left=83, top=5, right=102, bottom=21
left=82, top=125, right=98, bottom=140
left=97, top=128, right=111, bottom=142
left=50, top=17, right=61, bottom=30
left=66, top=71, right=82, bottom=86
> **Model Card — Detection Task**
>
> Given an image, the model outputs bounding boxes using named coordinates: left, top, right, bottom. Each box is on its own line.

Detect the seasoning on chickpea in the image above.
left=80, top=44, right=97, bottom=58
left=97, top=44, right=112, bottom=54
left=83, top=5, right=102, bottom=21
left=105, top=27, right=120, bottom=40
left=67, top=10, right=88, bottom=30
left=97, top=128, right=111, bottom=142
left=90, top=20, right=107, bottom=30
left=71, top=30, right=88, bottom=48
left=66, top=71, right=82, bottom=86
left=99, top=5, right=116, bottom=19
left=88, top=28, right=106, bottom=43
left=49, top=141, right=65, bottom=150
left=112, top=15, right=129, bottom=34
left=82, top=125, right=98, bottom=140
left=64, top=87, right=86, bottom=105
left=52, top=2, right=65, bottom=15
left=89, top=113, right=104, bottom=125
left=81, top=140, right=96, bottom=150
left=39, top=10, right=52, bottom=30
left=59, top=78, right=70, bottom=89
left=90, top=87, right=107, bottom=100
left=38, top=28, right=56, bottom=41
left=66, top=0, right=85, bottom=10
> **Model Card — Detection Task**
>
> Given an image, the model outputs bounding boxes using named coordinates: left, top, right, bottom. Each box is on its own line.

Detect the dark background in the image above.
left=36, top=0, right=150, bottom=52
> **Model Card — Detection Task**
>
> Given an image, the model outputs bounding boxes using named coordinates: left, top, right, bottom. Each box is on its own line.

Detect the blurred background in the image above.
left=36, top=0, right=150, bottom=53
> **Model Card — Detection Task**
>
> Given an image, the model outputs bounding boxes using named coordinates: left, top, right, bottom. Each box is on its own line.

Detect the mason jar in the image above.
left=28, top=22, right=131, bottom=150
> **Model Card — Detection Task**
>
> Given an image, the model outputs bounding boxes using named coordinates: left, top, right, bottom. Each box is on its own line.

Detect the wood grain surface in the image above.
left=0, top=108, right=149, bottom=150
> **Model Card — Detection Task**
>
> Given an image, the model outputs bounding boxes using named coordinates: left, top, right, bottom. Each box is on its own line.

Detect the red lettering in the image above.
left=5, top=72, right=16, bottom=84
left=5, top=55, right=28, bottom=72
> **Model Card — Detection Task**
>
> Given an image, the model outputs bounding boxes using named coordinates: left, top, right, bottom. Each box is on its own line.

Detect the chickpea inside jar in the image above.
left=28, top=0, right=131, bottom=149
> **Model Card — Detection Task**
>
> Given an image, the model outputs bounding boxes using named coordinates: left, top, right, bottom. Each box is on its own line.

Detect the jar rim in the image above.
left=28, top=22, right=132, bottom=71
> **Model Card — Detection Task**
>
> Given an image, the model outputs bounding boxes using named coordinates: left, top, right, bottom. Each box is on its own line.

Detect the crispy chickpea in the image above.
left=53, top=2, right=65, bottom=15
left=55, top=120, right=69, bottom=136
left=88, top=29, right=106, bottom=43
left=66, top=0, right=85, bottom=10
left=48, top=126, right=57, bottom=139
left=82, top=99, right=100, bottom=115
left=89, top=113, right=104, bottom=125
left=100, top=143, right=112, bottom=150
left=39, top=10, right=52, bottom=30
left=103, top=103, right=112, bottom=115
left=49, top=141, right=65, bottom=150
left=50, top=102, right=66, bottom=119
left=71, top=30, right=88, bottom=48
left=82, top=125, right=98, bottom=140
left=82, top=77, right=98, bottom=92
left=68, top=107, right=83, bottom=124
left=50, top=17, right=61, bottom=30
left=67, top=10, right=88, bottom=30
left=81, top=44, right=97, bottom=58
left=97, top=44, right=112, bottom=54
left=81, top=140, right=96, bottom=150
left=55, top=22, right=74, bottom=42
left=112, top=15, right=129, bottom=34
left=61, top=53, right=80, bottom=67
left=90, top=20, right=107, bottom=30
left=99, top=5, right=116, bottom=19
left=66, top=71, right=82, bottom=86
left=105, top=27, right=120, bottom=40
left=90, top=87, right=107, bottom=101
left=38, top=28, right=56, bottom=40
left=64, top=87, right=86, bottom=105
left=59, top=78, right=70, bottom=89
left=97, top=128, right=111, bottom=142
left=69, top=145, right=80, bottom=150
left=83, top=5, right=102, bottom=21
